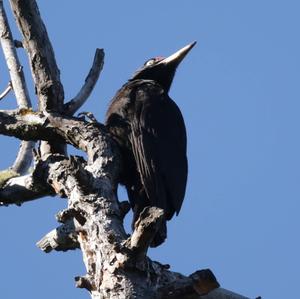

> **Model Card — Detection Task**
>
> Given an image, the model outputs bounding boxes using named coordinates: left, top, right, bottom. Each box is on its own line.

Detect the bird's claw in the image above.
left=78, top=111, right=98, bottom=123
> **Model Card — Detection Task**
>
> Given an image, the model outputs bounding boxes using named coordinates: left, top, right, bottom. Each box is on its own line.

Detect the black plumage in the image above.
left=106, top=42, right=196, bottom=246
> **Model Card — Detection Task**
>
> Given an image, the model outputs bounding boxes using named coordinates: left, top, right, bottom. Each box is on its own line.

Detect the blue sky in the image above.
left=0, top=1, right=299, bottom=298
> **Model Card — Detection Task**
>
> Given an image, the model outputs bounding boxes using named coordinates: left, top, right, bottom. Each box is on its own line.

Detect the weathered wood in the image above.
left=9, top=0, right=66, bottom=158
left=0, top=0, right=34, bottom=176
left=0, top=81, right=12, bottom=100
left=9, top=0, right=64, bottom=111
left=0, top=173, right=49, bottom=205
left=0, top=0, right=31, bottom=108
left=65, top=48, right=105, bottom=115
left=37, top=218, right=79, bottom=252
left=0, top=106, right=258, bottom=298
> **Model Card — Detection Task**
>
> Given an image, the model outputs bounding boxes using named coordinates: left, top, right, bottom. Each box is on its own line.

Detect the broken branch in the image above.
left=37, top=219, right=79, bottom=252
left=128, top=206, right=164, bottom=257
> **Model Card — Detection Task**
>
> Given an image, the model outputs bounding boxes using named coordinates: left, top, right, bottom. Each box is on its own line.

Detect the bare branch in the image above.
left=0, top=1, right=34, bottom=177
left=9, top=0, right=64, bottom=111
left=127, top=206, right=164, bottom=257
left=75, top=275, right=95, bottom=292
left=0, top=109, right=63, bottom=200
left=37, top=219, right=79, bottom=252
left=0, top=109, right=114, bottom=161
left=11, top=140, right=34, bottom=174
left=9, top=0, right=66, bottom=159
left=190, top=270, right=220, bottom=296
left=158, top=269, right=219, bottom=299
left=0, top=109, right=54, bottom=141
left=65, top=48, right=104, bottom=115
left=0, top=108, right=119, bottom=210
left=0, top=1, right=31, bottom=108
left=0, top=169, right=18, bottom=189
left=156, top=265, right=256, bottom=299
left=0, top=174, right=49, bottom=205
left=0, top=81, right=12, bottom=100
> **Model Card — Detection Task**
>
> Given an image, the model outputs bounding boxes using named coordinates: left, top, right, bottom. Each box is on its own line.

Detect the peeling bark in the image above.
left=9, top=0, right=64, bottom=111
left=0, top=109, right=254, bottom=298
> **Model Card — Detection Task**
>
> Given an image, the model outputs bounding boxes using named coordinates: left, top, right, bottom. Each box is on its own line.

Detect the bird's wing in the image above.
left=129, top=82, right=187, bottom=219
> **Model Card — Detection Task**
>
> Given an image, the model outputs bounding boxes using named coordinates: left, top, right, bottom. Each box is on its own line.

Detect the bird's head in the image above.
left=131, top=41, right=196, bottom=92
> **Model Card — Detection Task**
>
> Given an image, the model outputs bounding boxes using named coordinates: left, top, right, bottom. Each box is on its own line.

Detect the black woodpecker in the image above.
left=106, top=42, right=196, bottom=247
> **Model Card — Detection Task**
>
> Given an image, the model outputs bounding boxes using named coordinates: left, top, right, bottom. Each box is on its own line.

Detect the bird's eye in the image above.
left=145, top=59, right=156, bottom=66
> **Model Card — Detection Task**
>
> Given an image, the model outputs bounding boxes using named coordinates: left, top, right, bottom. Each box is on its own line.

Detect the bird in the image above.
left=105, top=42, right=196, bottom=247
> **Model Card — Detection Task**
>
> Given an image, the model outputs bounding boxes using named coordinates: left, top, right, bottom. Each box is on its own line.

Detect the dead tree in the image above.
left=0, top=1, right=259, bottom=298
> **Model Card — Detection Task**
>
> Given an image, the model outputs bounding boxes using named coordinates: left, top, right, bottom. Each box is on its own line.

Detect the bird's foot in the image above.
left=78, top=111, right=98, bottom=123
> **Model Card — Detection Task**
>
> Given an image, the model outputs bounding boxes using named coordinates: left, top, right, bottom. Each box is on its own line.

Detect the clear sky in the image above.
left=0, top=1, right=299, bottom=298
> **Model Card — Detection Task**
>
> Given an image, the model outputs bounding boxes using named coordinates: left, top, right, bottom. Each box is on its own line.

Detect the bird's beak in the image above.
left=159, top=41, right=197, bottom=66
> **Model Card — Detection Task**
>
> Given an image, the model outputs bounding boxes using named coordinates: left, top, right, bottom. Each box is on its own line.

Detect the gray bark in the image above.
left=0, top=0, right=34, bottom=176
left=9, top=0, right=65, bottom=158
left=0, top=109, right=256, bottom=299
left=0, top=1, right=31, bottom=108
left=9, top=0, right=63, bottom=111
